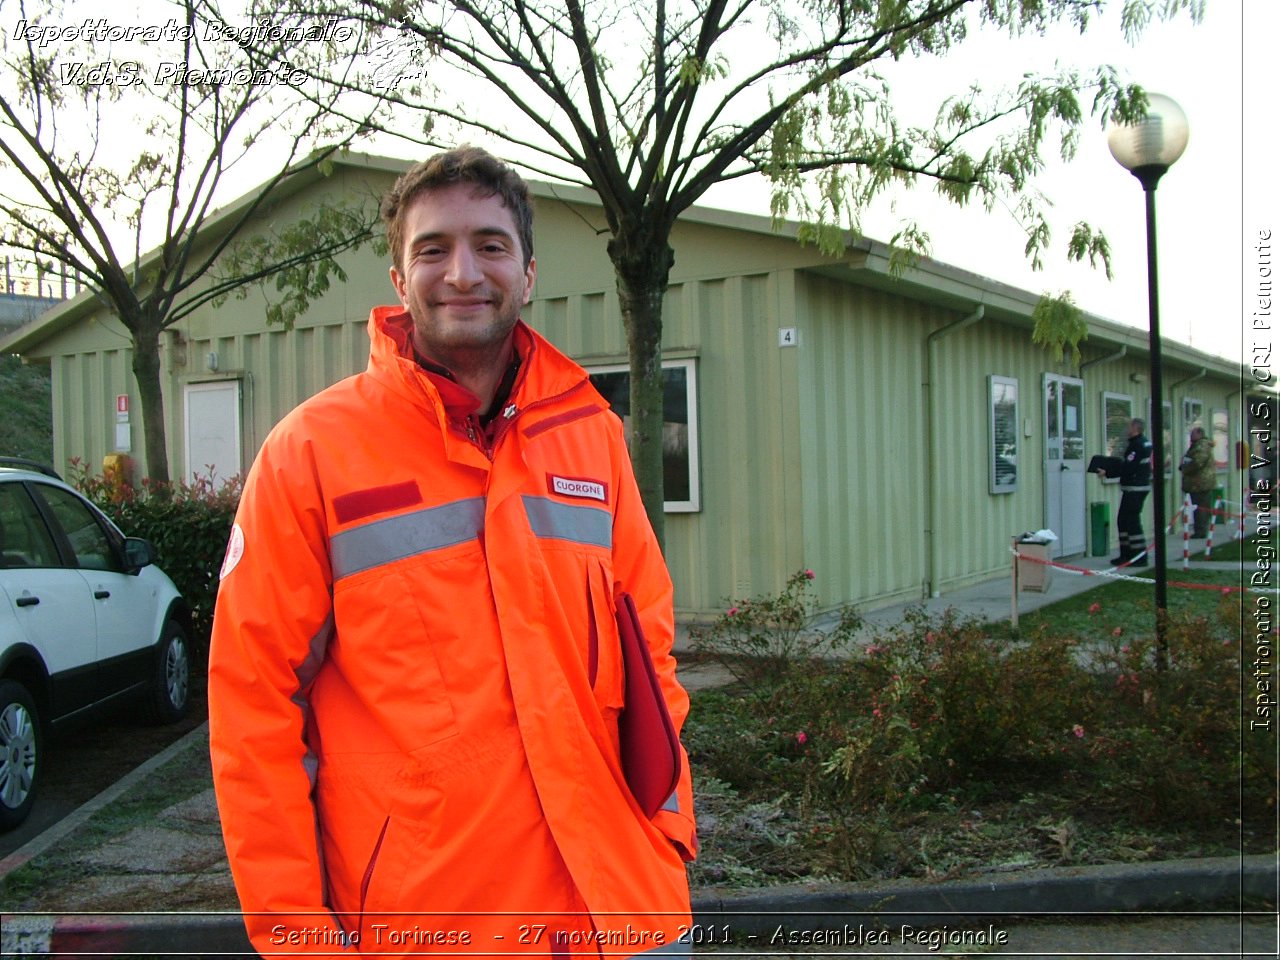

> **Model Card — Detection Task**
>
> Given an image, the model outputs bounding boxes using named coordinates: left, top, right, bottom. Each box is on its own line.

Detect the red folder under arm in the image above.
left=616, top=592, right=682, bottom=819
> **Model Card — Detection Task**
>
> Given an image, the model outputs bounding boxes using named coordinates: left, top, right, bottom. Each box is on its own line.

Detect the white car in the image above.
left=0, top=460, right=192, bottom=831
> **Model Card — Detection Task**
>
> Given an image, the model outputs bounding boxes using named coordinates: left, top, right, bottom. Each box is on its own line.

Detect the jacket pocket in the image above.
left=585, top=558, right=624, bottom=714
left=359, top=817, right=392, bottom=915
left=358, top=814, right=422, bottom=938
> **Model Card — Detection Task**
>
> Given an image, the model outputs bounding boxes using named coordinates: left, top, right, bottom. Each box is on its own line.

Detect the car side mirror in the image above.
left=123, top=537, right=156, bottom=573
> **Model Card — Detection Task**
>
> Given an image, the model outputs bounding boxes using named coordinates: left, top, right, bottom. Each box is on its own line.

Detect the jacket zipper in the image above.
left=483, top=402, right=521, bottom=458
left=359, top=816, right=391, bottom=912
left=470, top=379, right=597, bottom=460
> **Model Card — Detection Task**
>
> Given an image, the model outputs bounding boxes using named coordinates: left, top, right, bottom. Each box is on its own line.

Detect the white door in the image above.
left=185, top=381, right=242, bottom=484
left=1044, top=374, right=1087, bottom=557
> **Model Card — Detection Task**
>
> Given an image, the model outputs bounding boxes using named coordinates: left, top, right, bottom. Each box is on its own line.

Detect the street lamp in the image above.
left=1107, top=93, right=1190, bottom=671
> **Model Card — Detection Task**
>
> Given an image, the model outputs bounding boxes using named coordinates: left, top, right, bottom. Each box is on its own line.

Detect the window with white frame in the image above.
left=587, top=358, right=701, bottom=512
left=1183, top=397, right=1204, bottom=450
left=988, top=375, right=1018, bottom=494
left=1183, top=398, right=1204, bottom=432
left=1101, top=392, right=1133, bottom=484
left=1212, top=408, right=1229, bottom=471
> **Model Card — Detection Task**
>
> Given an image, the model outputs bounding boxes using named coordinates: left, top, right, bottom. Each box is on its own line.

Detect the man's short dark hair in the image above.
left=381, top=146, right=534, bottom=270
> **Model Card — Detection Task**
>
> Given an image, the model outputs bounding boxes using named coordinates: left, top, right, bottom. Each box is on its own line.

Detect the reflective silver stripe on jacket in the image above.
left=330, top=497, right=486, bottom=580
left=522, top=495, right=612, bottom=549
left=290, top=614, right=335, bottom=909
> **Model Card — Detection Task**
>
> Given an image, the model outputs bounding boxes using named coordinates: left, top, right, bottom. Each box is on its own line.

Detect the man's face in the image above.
left=390, top=183, right=536, bottom=365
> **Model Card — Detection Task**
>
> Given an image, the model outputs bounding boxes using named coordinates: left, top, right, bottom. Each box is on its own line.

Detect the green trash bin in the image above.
left=1090, top=501, right=1111, bottom=557
left=1212, top=485, right=1227, bottom=531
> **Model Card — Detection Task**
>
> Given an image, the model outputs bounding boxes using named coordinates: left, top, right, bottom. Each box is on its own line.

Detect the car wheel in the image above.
left=0, top=679, right=41, bottom=832
left=143, top=620, right=191, bottom=725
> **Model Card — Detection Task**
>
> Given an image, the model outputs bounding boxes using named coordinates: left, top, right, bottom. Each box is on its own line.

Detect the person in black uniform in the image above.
left=1102, top=418, right=1153, bottom=566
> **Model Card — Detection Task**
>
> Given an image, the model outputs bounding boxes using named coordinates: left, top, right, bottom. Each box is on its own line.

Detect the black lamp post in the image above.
left=1106, top=93, right=1190, bottom=671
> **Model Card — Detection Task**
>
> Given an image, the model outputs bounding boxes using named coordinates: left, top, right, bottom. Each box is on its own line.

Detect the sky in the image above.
left=700, top=1, right=1265, bottom=365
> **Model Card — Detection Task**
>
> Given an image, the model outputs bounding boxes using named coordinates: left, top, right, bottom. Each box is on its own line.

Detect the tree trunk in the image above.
left=130, top=319, right=171, bottom=485
left=609, top=224, right=675, bottom=550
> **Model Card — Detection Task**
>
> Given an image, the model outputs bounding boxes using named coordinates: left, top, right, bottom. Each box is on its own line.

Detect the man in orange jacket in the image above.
left=209, top=147, right=696, bottom=957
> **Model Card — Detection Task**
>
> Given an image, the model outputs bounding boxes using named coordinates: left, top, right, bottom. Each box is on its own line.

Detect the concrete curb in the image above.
left=692, top=855, right=1278, bottom=932
left=0, top=911, right=257, bottom=957
left=0, top=721, right=212, bottom=882
left=3, top=855, right=1274, bottom=955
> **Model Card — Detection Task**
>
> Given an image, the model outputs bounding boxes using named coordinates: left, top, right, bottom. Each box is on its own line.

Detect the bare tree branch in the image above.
left=0, top=0, right=393, bottom=480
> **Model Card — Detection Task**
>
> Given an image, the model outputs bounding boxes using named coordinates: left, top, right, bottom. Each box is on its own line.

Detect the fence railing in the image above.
left=2, top=256, right=84, bottom=301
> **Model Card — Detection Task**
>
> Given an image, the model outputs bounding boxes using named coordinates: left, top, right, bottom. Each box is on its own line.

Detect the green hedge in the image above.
left=71, top=460, right=241, bottom=645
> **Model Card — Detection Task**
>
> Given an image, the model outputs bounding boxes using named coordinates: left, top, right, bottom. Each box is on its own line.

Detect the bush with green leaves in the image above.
left=70, top=459, right=241, bottom=645
left=1078, top=607, right=1257, bottom=824
left=684, top=573, right=1267, bottom=882
left=833, top=610, right=1091, bottom=797
left=689, top=568, right=863, bottom=689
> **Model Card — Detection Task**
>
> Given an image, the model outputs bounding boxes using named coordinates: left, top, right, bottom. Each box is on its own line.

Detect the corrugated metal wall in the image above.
left=796, top=274, right=935, bottom=609
left=528, top=270, right=804, bottom=616
left=51, top=348, right=134, bottom=478
left=224, top=320, right=367, bottom=461
left=788, top=277, right=1250, bottom=611
left=925, top=319, right=1064, bottom=593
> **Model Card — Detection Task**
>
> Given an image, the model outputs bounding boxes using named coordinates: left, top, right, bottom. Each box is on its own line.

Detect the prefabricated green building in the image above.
left=2, top=153, right=1252, bottom=618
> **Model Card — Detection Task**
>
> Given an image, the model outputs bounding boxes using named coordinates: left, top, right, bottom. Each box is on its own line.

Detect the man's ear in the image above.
left=522, top=257, right=536, bottom=305
left=390, top=265, right=408, bottom=306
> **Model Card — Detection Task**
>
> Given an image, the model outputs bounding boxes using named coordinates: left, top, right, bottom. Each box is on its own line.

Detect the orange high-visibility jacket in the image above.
left=209, top=308, right=696, bottom=958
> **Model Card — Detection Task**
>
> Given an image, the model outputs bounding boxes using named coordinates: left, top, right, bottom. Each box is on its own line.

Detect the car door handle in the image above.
left=94, top=590, right=111, bottom=600
left=16, top=596, right=39, bottom=607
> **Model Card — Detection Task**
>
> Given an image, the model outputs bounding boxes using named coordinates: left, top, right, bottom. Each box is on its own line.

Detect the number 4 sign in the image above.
left=778, top=327, right=797, bottom=348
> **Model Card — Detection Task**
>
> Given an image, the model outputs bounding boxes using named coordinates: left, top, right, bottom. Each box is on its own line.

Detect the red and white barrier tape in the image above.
left=1181, top=495, right=1192, bottom=570
left=1010, top=546, right=1278, bottom=594
left=1205, top=498, right=1219, bottom=558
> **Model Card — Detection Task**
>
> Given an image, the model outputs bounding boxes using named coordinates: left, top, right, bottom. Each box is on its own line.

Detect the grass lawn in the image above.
left=1190, top=532, right=1273, bottom=564
left=0, top=736, right=213, bottom=907
left=997, top=566, right=1251, bottom=642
